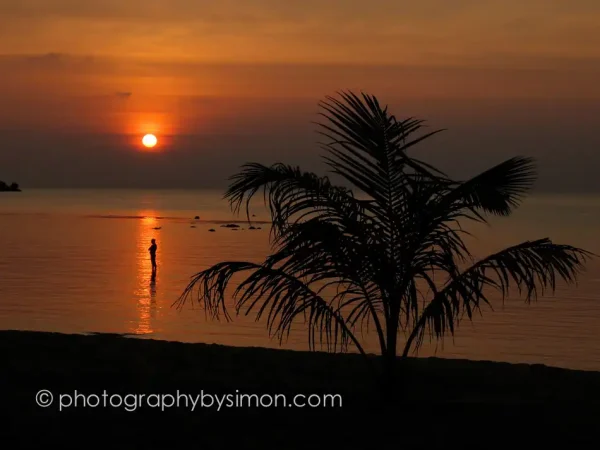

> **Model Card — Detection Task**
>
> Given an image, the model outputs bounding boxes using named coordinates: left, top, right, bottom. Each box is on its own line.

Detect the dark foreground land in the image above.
left=2, top=330, right=600, bottom=448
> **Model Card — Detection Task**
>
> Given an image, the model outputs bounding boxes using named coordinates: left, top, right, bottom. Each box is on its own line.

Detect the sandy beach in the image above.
left=3, top=330, right=600, bottom=447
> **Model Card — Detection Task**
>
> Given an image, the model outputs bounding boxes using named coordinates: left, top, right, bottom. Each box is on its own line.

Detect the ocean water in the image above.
left=1, top=189, right=599, bottom=371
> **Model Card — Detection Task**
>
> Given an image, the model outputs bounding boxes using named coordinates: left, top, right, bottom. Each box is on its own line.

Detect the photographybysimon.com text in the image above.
left=35, top=389, right=343, bottom=412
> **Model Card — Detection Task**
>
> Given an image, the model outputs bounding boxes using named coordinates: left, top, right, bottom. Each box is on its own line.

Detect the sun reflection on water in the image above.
left=133, top=212, right=161, bottom=335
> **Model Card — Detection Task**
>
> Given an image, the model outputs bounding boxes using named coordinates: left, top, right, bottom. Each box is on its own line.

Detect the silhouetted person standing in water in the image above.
left=149, top=239, right=157, bottom=273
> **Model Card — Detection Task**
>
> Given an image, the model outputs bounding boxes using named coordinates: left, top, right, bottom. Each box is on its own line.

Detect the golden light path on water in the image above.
left=133, top=212, right=160, bottom=335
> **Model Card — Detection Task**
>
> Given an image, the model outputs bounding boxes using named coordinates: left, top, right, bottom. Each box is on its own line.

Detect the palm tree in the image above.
left=175, top=91, right=592, bottom=390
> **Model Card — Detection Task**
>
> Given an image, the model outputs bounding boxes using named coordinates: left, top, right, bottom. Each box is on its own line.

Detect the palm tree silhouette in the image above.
left=176, top=91, right=592, bottom=389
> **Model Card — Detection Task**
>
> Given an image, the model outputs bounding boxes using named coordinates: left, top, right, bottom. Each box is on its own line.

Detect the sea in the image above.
left=1, top=189, right=599, bottom=371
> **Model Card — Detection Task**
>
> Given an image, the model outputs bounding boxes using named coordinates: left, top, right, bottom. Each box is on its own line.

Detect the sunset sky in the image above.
left=1, top=0, right=599, bottom=190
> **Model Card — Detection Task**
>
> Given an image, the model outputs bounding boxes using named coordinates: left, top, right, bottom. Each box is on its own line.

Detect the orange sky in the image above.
left=0, top=0, right=599, bottom=190
left=2, top=1, right=599, bottom=64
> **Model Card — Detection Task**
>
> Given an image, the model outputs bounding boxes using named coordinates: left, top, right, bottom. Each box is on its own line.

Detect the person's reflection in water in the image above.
left=150, top=272, right=157, bottom=318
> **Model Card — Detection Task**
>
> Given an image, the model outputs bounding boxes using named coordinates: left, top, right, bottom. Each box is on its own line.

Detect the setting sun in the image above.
left=142, top=134, right=157, bottom=148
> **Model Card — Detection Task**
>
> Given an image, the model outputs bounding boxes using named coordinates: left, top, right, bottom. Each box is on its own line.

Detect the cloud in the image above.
left=3, top=1, right=596, bottom=24
left=1, top=53, right=599, bottom=103
left=0, top=1, right=466, bottom=23
left=1, top=1, right=599, bottom=64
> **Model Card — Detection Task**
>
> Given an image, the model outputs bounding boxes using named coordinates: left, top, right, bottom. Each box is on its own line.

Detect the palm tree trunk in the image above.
left=382, top=310, right=399, bottom=402
left=383, top=349, right=396, bottom=401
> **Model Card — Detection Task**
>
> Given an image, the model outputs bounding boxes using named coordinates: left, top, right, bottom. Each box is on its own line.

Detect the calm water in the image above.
left=1, top=189, right=599, bottom=371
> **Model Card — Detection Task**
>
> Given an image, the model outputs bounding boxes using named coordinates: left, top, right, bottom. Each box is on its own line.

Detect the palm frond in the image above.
left=441, top=156, right=538, bottom=217
left=403, top=238, right=593, bottom=356
left=270, top=216, right=389, bottom=351
left=174, top=260, right=368, bottom=357
left=224, top=162, right=368, bottom=237
left=315, top=90, right=447, bottom=186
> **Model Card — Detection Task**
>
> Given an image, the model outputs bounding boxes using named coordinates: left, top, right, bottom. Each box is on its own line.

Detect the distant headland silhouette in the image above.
left=0, top=181, right=21, bottom=192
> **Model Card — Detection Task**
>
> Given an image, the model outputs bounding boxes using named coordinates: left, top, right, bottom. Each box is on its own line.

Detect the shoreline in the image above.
left=53, top=329, right=600, bottom=374
left=3, top=329, right=600, bottom=400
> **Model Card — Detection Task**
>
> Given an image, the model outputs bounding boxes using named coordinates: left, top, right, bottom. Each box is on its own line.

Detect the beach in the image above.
left=2, top=329, right=600, bottom=447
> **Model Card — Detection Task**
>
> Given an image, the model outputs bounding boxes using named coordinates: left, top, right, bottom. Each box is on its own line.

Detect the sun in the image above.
left=142, top=134, right=157, bottom=148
